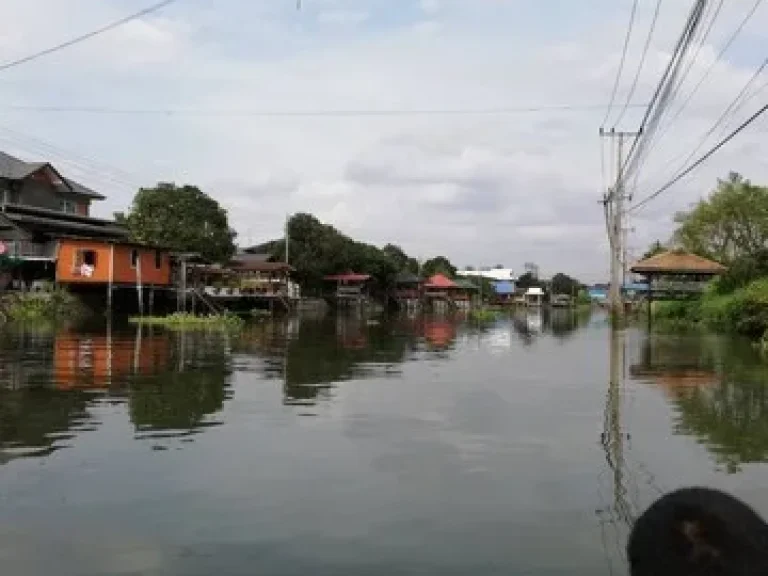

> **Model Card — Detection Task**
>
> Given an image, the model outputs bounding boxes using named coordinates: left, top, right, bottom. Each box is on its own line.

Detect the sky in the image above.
left=0, top=0, right=766, bottom=282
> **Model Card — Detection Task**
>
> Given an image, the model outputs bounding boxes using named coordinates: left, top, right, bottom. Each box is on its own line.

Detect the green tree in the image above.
left=516, top=272, right=540, bottom=290
left=422, top=256, right=457, bottom=278
left=550, top=272, right=582, bottom=295
left=382, top=244, right=419, bottom=274
left=674, top=173, right=768, bottom=263
left=123, top=183, right=237, bottom=263
left=267, top=213, right=398, bottom=293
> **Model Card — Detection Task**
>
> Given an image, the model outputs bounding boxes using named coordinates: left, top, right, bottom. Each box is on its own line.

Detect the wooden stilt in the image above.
left=107, top=243, right=114, bottom=316
left=136, top=251, right=144, bottom=317
left=149, top=286, right=155, bottom=316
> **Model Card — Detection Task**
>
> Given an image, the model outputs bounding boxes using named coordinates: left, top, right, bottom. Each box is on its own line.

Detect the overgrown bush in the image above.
left=4, top=290, right=85, bottom=322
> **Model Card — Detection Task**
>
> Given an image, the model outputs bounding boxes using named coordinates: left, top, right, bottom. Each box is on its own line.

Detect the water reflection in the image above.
left=0, top=326, right=233, bottom=462
left=632, top=334, right=768, bottom=473
left=235, top=316, right=426, bottom=407
left=511, top=307, right=595, bottom=344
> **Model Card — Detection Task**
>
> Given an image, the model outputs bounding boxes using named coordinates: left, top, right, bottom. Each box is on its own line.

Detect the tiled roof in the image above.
left=424, top=273, right=457, bottom=289
left=631, top=250, right=726, bottom=275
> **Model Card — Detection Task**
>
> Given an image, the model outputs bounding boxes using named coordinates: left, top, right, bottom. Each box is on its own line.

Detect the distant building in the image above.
left=457, top=267, right=516, bottom=282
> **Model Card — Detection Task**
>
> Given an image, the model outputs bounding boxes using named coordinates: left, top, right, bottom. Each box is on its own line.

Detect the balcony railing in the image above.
left=5, top=241, right=56, bottom=259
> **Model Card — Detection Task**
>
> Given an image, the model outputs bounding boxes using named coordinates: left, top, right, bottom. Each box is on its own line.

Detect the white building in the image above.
left=457, top=268, right=517, bottom=282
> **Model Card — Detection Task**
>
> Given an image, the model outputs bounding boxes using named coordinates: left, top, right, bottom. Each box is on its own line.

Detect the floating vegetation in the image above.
left=129, top=312, right=245, bottom=330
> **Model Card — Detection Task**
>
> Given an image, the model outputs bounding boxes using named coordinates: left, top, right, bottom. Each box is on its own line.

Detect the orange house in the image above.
left=56, top=238, right=171, bottom=286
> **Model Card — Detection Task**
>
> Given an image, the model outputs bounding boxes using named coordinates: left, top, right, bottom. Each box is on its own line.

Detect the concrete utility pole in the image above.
left=600, top=128, right=639, bottom=323
left=284, top=213, right=290, bottom=264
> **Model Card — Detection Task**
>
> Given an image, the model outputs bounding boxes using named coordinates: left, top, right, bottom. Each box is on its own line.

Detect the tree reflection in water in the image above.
left=632, top=333, right=768, bottom=473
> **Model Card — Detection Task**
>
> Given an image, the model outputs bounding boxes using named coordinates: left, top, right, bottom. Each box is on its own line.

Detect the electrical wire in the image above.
left=642, top=55, right=767, bottom=190
left=620, top=0, right=708, bottom=185
left=0, top=0, right=178, bottom=73
left=644, top=0, right=765, bottom=151
left=0, top=124, right=141, bottom=183
left=602, top=0, right=641, bottom=128
left=1, top=103, right=649, bottom=117
left=629, top=102, right=768, bottom=212
left=613, top=0, right=663, bottom=128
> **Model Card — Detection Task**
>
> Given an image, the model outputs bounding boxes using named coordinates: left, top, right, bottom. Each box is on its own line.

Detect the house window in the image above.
left=154, top=250, right=162, bottom=269
left=74, top=249, right=97, bottom=269
left=130, top=249, right=139, bottom=269
left=60, top=200, right=76, bottom=214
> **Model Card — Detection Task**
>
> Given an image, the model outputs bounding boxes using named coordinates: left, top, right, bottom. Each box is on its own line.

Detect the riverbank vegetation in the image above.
left=651, top=173, right=768, bottom=342
left=1, top=289, right=86, bottom=323
left=129, top=312, right=245, bottom=330
left=469, top=308, right=502, bottom=322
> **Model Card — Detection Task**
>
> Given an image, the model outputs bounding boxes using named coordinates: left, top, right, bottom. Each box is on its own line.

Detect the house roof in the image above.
left=631, top=250, right=726, bottom=275
left=453, top=278, right=478, bottom=291
left=424, top=273, right=457, bottom=289
left=231, top=259, right=294, bottom=273
left=395, top=271, right=421, bottom=284
left=1, top=205, right=128, bottom=240
left=493, top=280, right=515, bottom=295
left=62, top=178, right=105, bottom=200
left=0, top=151, right=105, bottom=200
left=324, top=272, right=371, bottom=283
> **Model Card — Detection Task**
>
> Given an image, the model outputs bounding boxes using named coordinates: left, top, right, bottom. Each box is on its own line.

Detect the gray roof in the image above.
left=0, top=151, right=43, bottom=179
left=63, top=178, right=105, bottom=200
left=0, top=150, right=105, bottom=200
left=234, top=251, right=271, bottom=264
left=395, top=271, right=421, bottom=284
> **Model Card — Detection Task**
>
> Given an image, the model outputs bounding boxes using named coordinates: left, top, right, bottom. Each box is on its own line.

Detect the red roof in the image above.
left=424, top=273, right=457, bottom=289
left=324, top=272, right=371, bottom=283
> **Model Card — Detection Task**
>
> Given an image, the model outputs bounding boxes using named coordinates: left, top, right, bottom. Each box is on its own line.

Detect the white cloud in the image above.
left=317, top=9, right=370, bottom=25
left=0, top=0, right=766, bottom=282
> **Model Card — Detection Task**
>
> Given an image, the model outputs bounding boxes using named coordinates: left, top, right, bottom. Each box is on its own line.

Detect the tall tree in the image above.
left=268, top=213, right=398, bottom=292
left=550, top=272, right=582, bottom=295
left=674, top=173, right=768, bottom=263
left=382, top=244, right=419, bottom=274
left=123, top=183, right=236, bottom=262
left=422, top=256, right=457, bottom=278
left=516, top=272, right=539, bottom=290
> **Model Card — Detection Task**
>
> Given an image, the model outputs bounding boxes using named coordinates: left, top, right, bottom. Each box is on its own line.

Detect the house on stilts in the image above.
left=0, top=151, right=172, bottom=314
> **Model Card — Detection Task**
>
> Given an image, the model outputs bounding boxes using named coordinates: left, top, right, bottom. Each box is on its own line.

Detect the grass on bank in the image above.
left=129, top=312, right=246, bottom=330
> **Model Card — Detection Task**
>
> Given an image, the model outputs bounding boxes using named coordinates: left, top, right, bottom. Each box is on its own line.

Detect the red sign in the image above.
left=0, top=242, right=6, bottom=256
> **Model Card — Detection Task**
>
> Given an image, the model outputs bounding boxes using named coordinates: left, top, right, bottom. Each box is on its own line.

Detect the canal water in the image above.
left=1, top=309, right=767, bottom=575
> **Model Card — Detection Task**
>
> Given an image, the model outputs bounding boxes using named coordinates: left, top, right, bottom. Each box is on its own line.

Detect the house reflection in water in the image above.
left=53, top=329, right=173, bottom=389
left=421, top=319, right=457, bottom=350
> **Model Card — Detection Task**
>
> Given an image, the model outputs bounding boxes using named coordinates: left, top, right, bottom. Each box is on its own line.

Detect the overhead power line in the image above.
left=646, top=0, right=765, bottom=149
left=0, top=0, right=178, bottom=73
left=1, top=103, right=649, bottom=117
left=619, top=0, right=708, bottom=186
left=613, top=0, right=663, bottom=128
left=602, top=0, right=640, bottom=128
left=643, top=55, right=767, bottom=190
left=629, top=102, right=768, bottom=212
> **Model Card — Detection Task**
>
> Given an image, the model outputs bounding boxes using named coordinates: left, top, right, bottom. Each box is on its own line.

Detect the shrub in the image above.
left=4, top=290, right=85, bottom=322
